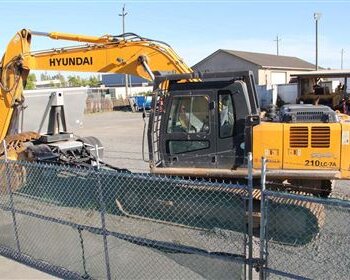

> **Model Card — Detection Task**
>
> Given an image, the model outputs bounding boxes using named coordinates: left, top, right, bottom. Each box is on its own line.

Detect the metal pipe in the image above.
left=95, top=145, right=111, bottom=280
left=247, top=152, right=253, bottom=280
left=259, top=157, right=267, bottom=280
left=151, top=166, right=341, bottom=180
left=316, top=19, right=318, bottom=70
left=30, top=30, right=50, bottom=37
left=139, top=56, right=155, bottom=81
left=32, top=30, right=112, bottom=44
left=314, top=13, right=321, bottom=70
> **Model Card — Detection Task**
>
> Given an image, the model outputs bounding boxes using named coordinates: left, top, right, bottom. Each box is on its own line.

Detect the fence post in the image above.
left=247, top=152, right=253, bottom=280
left=78, top=228, right=89, bottom=279
left=95, top=145, right=111, bottom=280
left=259, top=157, right=267, bottom=280
left=2, top=140, right=21, bottom=253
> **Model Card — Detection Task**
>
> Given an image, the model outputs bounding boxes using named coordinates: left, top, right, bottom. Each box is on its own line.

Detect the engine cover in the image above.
left=279, top=104, right=338, bottom=123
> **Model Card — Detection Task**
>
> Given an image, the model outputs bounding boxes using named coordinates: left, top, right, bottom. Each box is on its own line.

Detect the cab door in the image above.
left=216, top=90, right=237, bottom=168
left=215, top=81, right=252, bottom=169
left=161, top=90, right=217, bottom=168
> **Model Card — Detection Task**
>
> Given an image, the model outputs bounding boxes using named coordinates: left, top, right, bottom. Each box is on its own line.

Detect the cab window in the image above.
left=168, top=140, right=210, bottom=154
left=218, top=92, right=235, bottom=138
left=167, top=96, right=210, bottom=134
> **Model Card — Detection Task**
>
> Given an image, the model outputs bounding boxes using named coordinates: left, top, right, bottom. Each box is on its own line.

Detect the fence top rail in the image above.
left=0, top=159, right=248, bottom=191
left=264, top=190, right=350, bottom=208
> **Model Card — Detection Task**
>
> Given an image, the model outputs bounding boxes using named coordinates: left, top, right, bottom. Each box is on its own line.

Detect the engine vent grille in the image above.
left=290, top=126, right=308, bottom=148
left=311, top=126, right=330, bottom=148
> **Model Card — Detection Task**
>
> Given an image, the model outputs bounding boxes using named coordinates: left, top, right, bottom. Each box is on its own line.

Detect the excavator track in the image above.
left=0, top=132, right=39, bottom=193
left=114, top=179, right=325, bottom=245
left=0, top=131, right=40, bottom=156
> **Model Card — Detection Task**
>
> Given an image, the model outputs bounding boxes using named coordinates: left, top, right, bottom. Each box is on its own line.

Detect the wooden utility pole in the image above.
left=274, top=35, right=281, bottom=56
left=119, top=4, right=129, bottom=97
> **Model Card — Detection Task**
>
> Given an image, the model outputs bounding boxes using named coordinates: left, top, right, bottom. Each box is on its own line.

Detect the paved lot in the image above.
left=76, top=111, right=149, bottom=173
left=0, top=255, right=59, bottom=279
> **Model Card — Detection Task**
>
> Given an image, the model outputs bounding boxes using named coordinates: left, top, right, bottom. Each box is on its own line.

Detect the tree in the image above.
left=40, top=72, right=51, bottom=81
left=52, top=73, right=67, bottom=87
left=87, top=75, right=100, bottom=87
left=25, top=73, right=37, bottom=90
left=67, top=75, right=83, bottom=87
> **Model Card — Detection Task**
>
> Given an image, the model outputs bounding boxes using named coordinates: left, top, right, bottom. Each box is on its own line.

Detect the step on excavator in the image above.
left=1, top=29, right=349, bottom=239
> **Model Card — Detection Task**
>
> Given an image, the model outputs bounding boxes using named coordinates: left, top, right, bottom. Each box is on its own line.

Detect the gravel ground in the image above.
left=0, top=191, right=246, bottom=280
left=73, top=111, right=350, bottom=279
left=1, top=111, right=348, bottom=280
left=266, top=204, right=350, bottom=279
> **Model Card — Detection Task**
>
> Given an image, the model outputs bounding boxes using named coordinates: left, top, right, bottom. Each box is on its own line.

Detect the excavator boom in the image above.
left=0, top=29, right=193, bottom=140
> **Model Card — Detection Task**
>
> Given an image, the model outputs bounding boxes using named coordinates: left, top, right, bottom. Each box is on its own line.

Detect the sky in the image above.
left=0, top=0, right=349, bottom=78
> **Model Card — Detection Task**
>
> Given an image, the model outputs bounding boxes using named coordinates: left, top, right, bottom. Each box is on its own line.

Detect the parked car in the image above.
left=129, top=95, right=152, bottom=112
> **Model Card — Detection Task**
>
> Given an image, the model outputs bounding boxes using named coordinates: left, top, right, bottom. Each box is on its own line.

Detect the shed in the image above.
left=193, top=49, right=315, bottom=86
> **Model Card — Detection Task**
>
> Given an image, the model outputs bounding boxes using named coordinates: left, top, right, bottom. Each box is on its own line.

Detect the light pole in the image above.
left=314, top=12, right=321, bottom=70
left=119, top=4, right=127, bottom=36
left=119, top=4, right=129, bottom=97
left=341, top=48, right=345, bottom=70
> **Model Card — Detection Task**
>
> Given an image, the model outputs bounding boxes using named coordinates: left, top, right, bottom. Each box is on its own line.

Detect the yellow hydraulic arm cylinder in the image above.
left=25, top=30, right=192, bottom=78
left=0, top=29, right=193, bottom=140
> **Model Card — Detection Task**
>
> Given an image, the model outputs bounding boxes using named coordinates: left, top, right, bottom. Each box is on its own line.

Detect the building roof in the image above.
left=35, top=79, right=61, bottom=86
left=102, top=74, right=150, bottom=87
left=193, top=49, right=316, bottom=71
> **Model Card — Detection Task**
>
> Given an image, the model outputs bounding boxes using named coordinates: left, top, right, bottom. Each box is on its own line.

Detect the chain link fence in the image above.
left=0, top=157, right=350, bottom=279
left=259, top=190, right=350, bottom=280
left=0, top=159, right=248, bottom=279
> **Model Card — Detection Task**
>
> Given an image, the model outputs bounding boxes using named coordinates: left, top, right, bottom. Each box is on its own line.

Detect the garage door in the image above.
left=271, top=72, right=286, bottom=85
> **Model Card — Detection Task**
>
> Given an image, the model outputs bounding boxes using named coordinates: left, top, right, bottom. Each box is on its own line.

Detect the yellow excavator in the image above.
left=0, top=29, right=191, bottom=164
left=1, top=29, right=350, bottom=198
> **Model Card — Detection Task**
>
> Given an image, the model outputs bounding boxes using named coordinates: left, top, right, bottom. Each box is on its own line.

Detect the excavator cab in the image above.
left=148, top=71, right=260, bottom=170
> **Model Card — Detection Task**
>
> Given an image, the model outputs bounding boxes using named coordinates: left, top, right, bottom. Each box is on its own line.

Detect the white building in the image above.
left=34, top=79, right=61, bottom=88
left=193, top=49, right=315, bottom=86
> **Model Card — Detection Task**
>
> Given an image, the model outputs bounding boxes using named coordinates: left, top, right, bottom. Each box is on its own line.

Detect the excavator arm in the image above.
left=0, top=28, right=193, bottom=140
